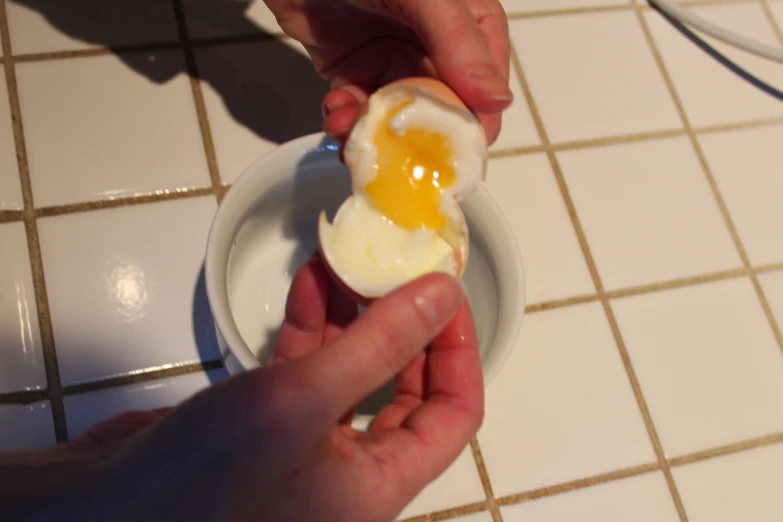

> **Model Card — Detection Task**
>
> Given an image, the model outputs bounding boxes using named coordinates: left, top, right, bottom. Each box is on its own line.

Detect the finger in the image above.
left=297, top=273, right=465, bottom=424
left=321, top=42, right=423, bottom=143
left=322, top=278, right=359, bottom=343
left=324, top=104, right=360, bottom=144
left=322, top=86, right=367, bottom=144
left=322, top=279, right=361, bottom=425
left=403, top=298, right=484, bottom=440
left=270, top=255, right=329, bottom=364
left=387, top=0, right=513, bottom=112
left=367, top=352, right=427, bottom=431
left=478, top=111, right=502, bottom=146
left=322, top=88, right=358, bottom=118
left=370, top=298, right=481, bottom=432
left=359, top=300, right=483, bottom=490
left=475, top=0, right=512, bottom=80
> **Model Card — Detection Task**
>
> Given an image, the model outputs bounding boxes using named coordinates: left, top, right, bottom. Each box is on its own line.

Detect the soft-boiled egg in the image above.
left=318, top=77, right=488, bottom=303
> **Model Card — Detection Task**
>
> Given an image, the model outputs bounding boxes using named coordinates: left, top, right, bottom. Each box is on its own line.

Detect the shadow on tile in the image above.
left=10, top=0, right=330, bottom=146
left=192, top=264, right=224, bottom=385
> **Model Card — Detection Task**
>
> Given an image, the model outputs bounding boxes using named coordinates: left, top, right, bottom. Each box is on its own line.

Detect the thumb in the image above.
left=385, top=0, right=513, bottom=111
left=297, top=273, right=465, bottom=424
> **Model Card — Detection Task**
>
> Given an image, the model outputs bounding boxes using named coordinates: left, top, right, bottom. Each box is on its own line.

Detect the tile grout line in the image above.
left=398, top=501, right=489, bottom=522
left=0, top=389, right=48, bottom=405
left=10, top=34, right=287, bottom=65
left=495, top=462, right=661, bottom=507
left=504, top=0, right=756, bottom=21
left=0, top=360, right=224, bottom=405
left=34, top=187, right=218, bottom=218
left=469, top=438, right=504, bottom=522
left=0, top=209, right=24, bottom=223
left=0, top=0, right=759, bottom=66
left=757, top=261, right=783, bottom=274
left=634, top=0, right=783, bottom=360
left=669, top=432, right=783, bottom=467
left=171, top=0, right=226, bottom=205
left=508, top=25, right=691, bottom=522
left=62, top=360, right=224, bottom=397
left=1, top=263, right=780, bottom=406
left=759, top=0, right=783, bottom=45
left=487, top=114, right=783, bottom=159
left=397, top=430, right=783, bottom=522
left=12, top=41, right=183, bottom=63
left=0, top=2, right=69, bottom=442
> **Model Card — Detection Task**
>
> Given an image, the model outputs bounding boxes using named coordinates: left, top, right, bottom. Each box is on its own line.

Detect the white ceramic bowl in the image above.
left=204, top=132, right=526, bottom=394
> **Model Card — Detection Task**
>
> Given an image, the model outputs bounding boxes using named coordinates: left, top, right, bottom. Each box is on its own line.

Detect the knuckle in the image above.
left=366, top=298, right=432, bottom=374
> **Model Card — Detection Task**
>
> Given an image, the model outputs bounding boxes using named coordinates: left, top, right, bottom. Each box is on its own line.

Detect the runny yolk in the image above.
left=364, top=101, right=456, bottom=231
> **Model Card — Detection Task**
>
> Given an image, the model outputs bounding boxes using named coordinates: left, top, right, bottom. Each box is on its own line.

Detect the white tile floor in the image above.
left=1, top=1, right=783, bottom=520
left=559, top=136, right=741, bottom=290
left=644, top=3, right=783, bottom=128
left=17, top=52, right=211, bottom=207
left=37, top=196, right=220, bottom=386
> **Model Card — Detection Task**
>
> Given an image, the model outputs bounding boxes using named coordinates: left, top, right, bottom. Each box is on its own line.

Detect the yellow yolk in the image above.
left=364, top=102, right=456, bottom=231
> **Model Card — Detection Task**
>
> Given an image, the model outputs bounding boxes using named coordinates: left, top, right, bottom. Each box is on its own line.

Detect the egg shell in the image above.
left=317, top=195, right=470, bottom=304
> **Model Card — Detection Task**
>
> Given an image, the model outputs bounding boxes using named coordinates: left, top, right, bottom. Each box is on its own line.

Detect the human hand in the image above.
left=2, top=256, right=483, bottom=522
left=264, top=0, right=513, bottom=145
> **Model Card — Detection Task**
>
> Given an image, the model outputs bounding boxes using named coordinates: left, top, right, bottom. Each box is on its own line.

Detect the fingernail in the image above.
left=322, top=102, right=344, bottom=118
left=414, top=276, right=462, bottom=326
left=467, top=68, right=514, bottom=102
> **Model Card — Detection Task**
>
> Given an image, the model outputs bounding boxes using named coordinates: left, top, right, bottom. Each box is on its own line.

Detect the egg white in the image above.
left=319, top=194, right=459, bottom=297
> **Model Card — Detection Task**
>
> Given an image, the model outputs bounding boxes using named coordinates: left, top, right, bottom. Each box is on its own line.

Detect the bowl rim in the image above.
left=205, top=132, right=526, bottom=387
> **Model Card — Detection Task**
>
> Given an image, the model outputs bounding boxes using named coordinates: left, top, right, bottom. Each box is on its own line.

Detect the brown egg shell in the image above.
left=343, top=77, right=488, bottom=189
left=317, top=195, right=469, bottom=306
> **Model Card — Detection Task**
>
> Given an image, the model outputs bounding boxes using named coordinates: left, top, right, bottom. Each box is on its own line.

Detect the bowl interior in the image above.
left=227, top=155, right=503, bottom=362
left=209, top=133, right=525, bottom=404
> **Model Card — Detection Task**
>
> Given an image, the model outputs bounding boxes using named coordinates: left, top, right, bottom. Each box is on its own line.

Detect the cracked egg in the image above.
left=318, top=77, right=488, bottom=304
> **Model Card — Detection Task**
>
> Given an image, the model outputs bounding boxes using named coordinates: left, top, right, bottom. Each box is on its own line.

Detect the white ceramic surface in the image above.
left=672, top=443, right=783, bottom=522
left=486, top=154, right=594, bottom=305
left=205, top=132, right=526, bottom=394
left=559, top=136, right=741, bottom=290
left=488, top=70, right=540, bottom=152
left=0, top=402, right=56, bottom=452
left=0, top=222, right=45, bottom=394
left=396, top=447, right=486, bottom=520
left=37, top=196, right=221, bottom=386
left=478, top=302, right=656, bottom=497
left=612, top=277, right=783, bottom=457
left=699, top=125, right=783, bottom=267
left=644, top=3, right=783, bottom=128
left=16, top=52, right=211, bottom=208
left=510, top=10, right=681, bottom=144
